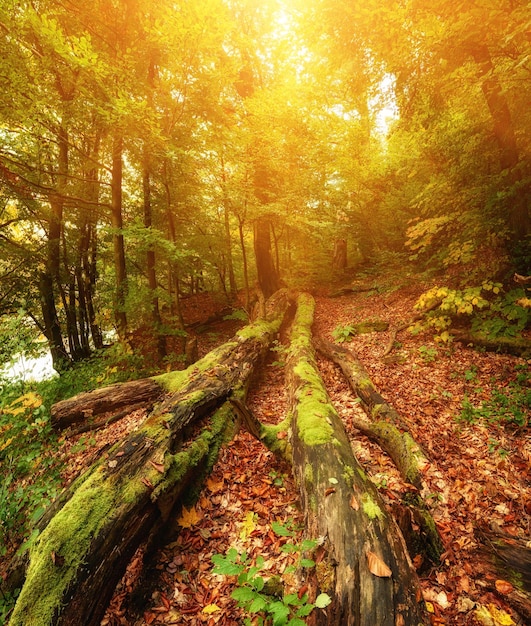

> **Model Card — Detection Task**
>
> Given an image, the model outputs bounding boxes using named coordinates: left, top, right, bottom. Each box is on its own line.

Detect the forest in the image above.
left=0, top=0, right=530, bottom=624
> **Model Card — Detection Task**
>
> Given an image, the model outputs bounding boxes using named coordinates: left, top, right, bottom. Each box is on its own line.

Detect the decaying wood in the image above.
left=287, top=294, right=427, bottom=626
left=5, top=292, right=289, bottom=626
left=51, top=378, right=164, bottom=431
left=229, top=396, right=262, bottom=440
left=67, top=402, right=150, bottom=437
left=450, top=330, right=531, bottom=357
left=314, top=336, right=444, bottom=564
left=476, top=525, right=531, bottom=621
left=382, top=298, right=443, bottom=357
left=329, top=285, right=373, bottom=298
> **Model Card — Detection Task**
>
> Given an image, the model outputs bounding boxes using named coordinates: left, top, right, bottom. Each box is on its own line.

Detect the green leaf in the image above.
left=248, top=595, right=268, bottom=613
left=296, top=603, right=315, bottom=617
left=211, top=554, right=242, bottom=576
left=271, top=521, right=294, bottom=537
left=315, top=593, right=332, bottom=608
left=283, top=593, right=299, bottom=605
left=231, top=587, right=257, bottom=604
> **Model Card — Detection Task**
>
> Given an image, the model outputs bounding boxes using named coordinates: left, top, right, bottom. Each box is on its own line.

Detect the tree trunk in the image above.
left=111, top=133, right=128, bottom=339
left=38, top=271, right=70, bottom=372
left=6, top=292, right=289, bottom=626
left=143, top=155, right=166, bottom=362
left=238, top=214, right=251, bottom=311
left=314, top=336, right=444, bottom=564
left=254, top=216, right=281, bottom=299
left=475, top=525, right=531, bottom=622
left=471, top=43, right=530, bottom=240
left=332, top=238, right=347, bottom=271
left=287, top=294, right=427, bottom=625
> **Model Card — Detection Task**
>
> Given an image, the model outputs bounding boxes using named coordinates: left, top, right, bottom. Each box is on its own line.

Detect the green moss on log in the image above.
left=8, top=472, right=115, bottom=626
left=362, top=493, right=385, bottom=521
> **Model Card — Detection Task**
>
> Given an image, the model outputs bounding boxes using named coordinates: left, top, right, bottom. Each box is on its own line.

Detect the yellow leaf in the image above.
left=177, top=506, right=202, bottom=529
left=425, top=602, right=435, bottom=614
left=202, top=604, right=221, bottom=614
left=205, top=477, right=224, bottom=493
left=475, top=603, right=514, bottom=626
left=239, top=511, right=257, bottom=540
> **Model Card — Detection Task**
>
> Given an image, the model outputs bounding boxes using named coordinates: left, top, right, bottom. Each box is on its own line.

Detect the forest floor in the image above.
left=12, top=275, right=531, bottom=625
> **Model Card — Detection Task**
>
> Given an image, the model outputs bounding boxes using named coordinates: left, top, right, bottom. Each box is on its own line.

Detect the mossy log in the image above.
left=314, top=336, right=444, bottom=564
left=5, top=292, right=289, bottom=626
left=450, top=330, right=531, bottom=357
left=287, top=294, right=427, bottom=626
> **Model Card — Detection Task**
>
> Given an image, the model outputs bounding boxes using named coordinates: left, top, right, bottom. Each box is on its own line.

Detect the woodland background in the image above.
left=0, top=1, right=530, bottom=624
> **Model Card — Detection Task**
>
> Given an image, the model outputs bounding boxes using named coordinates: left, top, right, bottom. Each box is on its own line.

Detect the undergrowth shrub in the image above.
left=413, top=282, right=529, bottom=341
left=0, top=381, right=61, bottom=558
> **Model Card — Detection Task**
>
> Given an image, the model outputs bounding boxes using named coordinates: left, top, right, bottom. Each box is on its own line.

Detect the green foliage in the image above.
left=0, top=382, right=62, bottom=557
left=471, top=289, right=529, bottom=338
left=224, top=309, right=249, bottom=322
left=458, top=365, right=530, bottom=429
left=211, top=524, right=330, bottom=625
left=0, top=312, right=43, bottom=367
left=413, top=282, right=529, bottom=342
left=331, top=324, right=357, bottom=343
left=417, top=346, right=438, bottom=363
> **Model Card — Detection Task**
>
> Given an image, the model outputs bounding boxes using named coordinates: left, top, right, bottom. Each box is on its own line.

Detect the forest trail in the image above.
left=6, top=279, right=530, bottom=626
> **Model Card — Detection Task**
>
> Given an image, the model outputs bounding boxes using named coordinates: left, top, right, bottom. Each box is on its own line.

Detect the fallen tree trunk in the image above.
left=450, top=330, right=531, bottom=357
left=314, top=337, right=444, bottom=564
left=5, top=292, right=289, bottom=626
left=50, top=379, right=163, bottom=431
left=287, top=294, right=427, bottom=626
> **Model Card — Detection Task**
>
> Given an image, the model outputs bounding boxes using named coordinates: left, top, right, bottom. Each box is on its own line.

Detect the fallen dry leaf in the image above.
left=495, top=579, right=514, bottom=595
left=367, top=550, right=392, bottom=578
left=177, top=505, right=202, bottom=529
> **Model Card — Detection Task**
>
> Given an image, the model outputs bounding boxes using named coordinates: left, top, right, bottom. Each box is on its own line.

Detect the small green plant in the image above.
left=212, top=522, right=331, bottom=625
left=487, top=438, right=510, bottom=458
left=332, top=324, right=357, bottom=343
left=224, top=309, right=249, bottom=322
left=464, top=366, right=477, bottom=382
left=0, top=383, right=62, bottom=556
left=458, top=365, right=530, bottom=429
left=269, top=470, right=286, bottom=487
left=417, top=345, right=438, bottom=363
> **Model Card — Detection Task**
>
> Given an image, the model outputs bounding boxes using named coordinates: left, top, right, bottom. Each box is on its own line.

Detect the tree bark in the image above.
left=287, top=294, right=427, bottom=626
left=332, top=238, right=347, bottom=271
left=253, top=216, right=281, bottom=299
left=475, top=525, right=531, bottom=622
left=6, top=292, right=289, bottom=626
left=111, top=133, right=128, bottom=339
left=314, top=336, right=444, bottom=564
